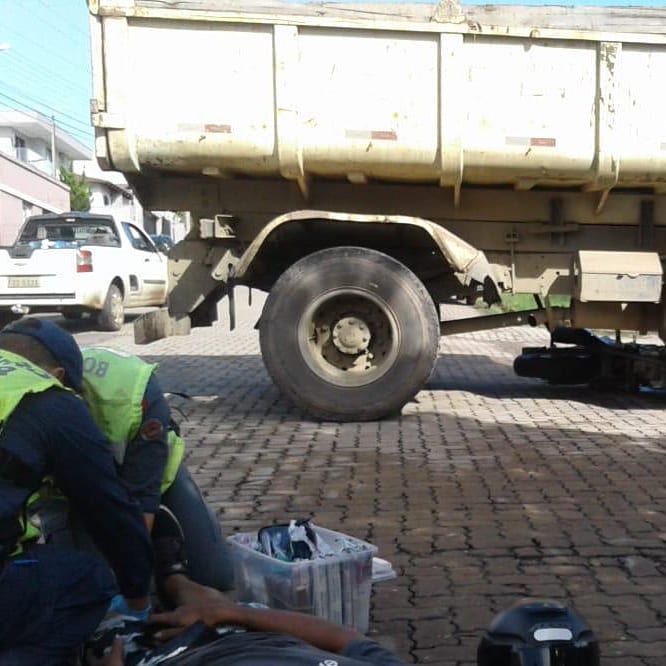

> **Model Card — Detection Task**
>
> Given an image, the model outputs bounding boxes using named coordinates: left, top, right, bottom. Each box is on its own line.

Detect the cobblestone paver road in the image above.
left=65, top=293, right=666, bottom=665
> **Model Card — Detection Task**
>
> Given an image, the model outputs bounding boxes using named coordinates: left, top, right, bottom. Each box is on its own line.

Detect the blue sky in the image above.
left=0, top=0, right=664, bottom=152
left=0, top=1, right=92, bottom=148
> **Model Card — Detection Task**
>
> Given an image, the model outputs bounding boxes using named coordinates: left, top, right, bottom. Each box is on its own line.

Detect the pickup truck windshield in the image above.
left=18, top=218, right=121, bottom=248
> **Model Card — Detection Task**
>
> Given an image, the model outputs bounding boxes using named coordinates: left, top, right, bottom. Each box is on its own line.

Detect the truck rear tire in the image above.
left=96, top=284, right=124, bottom=331
left=259, top=247, right=440, bottom=421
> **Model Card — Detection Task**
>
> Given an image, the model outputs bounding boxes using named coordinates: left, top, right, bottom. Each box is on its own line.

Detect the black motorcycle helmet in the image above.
left=477, top=599, right=600, bottom=666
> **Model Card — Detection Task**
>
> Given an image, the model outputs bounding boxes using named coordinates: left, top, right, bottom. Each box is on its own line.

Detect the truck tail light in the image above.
left=77, top=250, right=93, bottom=273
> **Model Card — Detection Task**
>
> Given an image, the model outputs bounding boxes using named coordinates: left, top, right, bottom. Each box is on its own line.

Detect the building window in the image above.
left=14, top=135, right=27, bottom=162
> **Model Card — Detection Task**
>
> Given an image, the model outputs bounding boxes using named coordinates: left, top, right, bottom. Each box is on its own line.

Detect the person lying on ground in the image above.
left=87, top=506, right=405, bottom=666
left=88, top=576, right=407, bottom=666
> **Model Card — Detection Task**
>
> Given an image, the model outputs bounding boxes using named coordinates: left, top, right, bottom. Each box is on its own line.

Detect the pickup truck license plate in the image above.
left=8, top=277, right=40, bottom=288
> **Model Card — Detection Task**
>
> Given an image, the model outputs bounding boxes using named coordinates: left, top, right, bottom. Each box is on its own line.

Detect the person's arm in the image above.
left=119, top=375, right=170, bottom=522
left=151, top=597, right=362, bottom=655
left=38, top=391, right=154, bottom=602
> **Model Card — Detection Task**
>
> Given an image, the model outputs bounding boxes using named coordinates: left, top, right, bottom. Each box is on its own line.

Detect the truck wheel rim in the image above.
left=110, top=291, right=123, bottom=328
left=297, top=287, right=400, bottom=388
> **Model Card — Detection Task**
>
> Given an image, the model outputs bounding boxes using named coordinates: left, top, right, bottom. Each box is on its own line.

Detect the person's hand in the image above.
left=88, top=637, right=125, bottom=666
left=150, top=597, right=241, bottom=642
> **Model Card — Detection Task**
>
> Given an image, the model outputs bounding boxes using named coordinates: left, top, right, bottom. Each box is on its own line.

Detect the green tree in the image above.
left=59, top=166, right=91, bottom=211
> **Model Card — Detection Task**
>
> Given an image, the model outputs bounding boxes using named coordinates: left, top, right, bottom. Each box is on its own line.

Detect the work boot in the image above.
left=152, top=505, right=189, bottom=583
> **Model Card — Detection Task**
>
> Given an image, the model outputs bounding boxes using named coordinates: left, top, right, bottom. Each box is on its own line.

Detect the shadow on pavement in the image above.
left=142, top=352, right=666, bottom=420
left=427, top=354, right=666, bottom=411
left=57, top=312, right=143, bottom=334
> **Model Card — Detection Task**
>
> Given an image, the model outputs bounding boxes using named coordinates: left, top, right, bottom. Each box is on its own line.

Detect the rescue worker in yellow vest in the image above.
left=36, top=341, right=234, bottom=592
left=0, top=318, right=154, bottom=663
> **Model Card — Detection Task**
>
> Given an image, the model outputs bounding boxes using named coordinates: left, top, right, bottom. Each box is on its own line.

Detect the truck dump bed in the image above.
left=90, top=1, right=666, bottom=193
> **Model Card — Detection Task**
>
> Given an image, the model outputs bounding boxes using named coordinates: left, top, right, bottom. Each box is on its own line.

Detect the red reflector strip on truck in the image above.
left=77, top=250, right=93, bottom=273
left=177, top=123, right=232, bottom=134
left=345, top=129, right=398, bottom=141
left=506, top=136, right=557, bottom=147
left=204, top=124, right=231, bottom=133
left=530, top=137, right=557, bottom=147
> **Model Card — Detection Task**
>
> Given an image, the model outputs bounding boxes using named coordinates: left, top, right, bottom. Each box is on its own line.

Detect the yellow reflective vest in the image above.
left=81, top=347, right=184, bottom=492
left=0, top=350, right=68, bottom=550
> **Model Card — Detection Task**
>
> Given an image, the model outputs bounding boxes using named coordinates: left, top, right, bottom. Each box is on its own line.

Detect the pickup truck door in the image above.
left=121, top=222, right=167, bottom=305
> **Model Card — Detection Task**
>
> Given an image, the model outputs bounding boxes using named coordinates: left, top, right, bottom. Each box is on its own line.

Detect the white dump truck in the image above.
left=87, top=0, right=666, bottom=420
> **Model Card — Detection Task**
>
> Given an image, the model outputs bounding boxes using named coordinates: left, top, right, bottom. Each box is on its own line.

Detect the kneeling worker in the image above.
left=0, top=318, right=153, bottom=663
left=2, top=318, right=233, bottom=592
left=80, top=344, right=234, bottom=592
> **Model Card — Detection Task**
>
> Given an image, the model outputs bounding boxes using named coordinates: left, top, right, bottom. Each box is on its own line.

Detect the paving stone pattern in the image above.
left=70, top=294, right=666, bottom=665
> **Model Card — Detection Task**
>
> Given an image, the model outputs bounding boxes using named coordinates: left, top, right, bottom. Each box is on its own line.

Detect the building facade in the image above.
left=0, top=109, right=188, bottom=247
left=73, top=158, right=143, bottom=225
left=0, top=151, right=70, bottom=245
left=0, top=110, right=90, bottom=245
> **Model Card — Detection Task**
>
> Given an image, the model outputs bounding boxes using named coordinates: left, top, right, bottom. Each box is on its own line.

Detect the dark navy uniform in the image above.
left=0, top=387, right=153, bottom=664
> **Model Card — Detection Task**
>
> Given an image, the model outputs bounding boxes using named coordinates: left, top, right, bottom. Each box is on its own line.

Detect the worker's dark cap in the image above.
left=0, top=318, right=83, bottom=391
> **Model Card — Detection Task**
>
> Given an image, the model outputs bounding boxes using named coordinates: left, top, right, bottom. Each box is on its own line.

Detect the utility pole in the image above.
left=51, top=115, right=57, bottom=178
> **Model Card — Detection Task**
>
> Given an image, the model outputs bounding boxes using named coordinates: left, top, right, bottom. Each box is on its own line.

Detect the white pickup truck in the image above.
left=0, top=212, right=168, bottom=331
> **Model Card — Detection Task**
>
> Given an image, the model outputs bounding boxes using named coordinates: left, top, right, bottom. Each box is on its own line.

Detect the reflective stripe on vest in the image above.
left=161, top=430, right=186, bottom=493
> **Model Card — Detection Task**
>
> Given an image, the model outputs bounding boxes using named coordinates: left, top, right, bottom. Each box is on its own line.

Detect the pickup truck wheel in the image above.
left=96, top=284, right=124, bottom=331
left=259, top=247, right=439, bottom=421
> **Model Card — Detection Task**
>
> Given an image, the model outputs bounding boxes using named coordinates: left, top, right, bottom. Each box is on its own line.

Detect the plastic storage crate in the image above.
left=228, top=526, right=378, bottom=633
